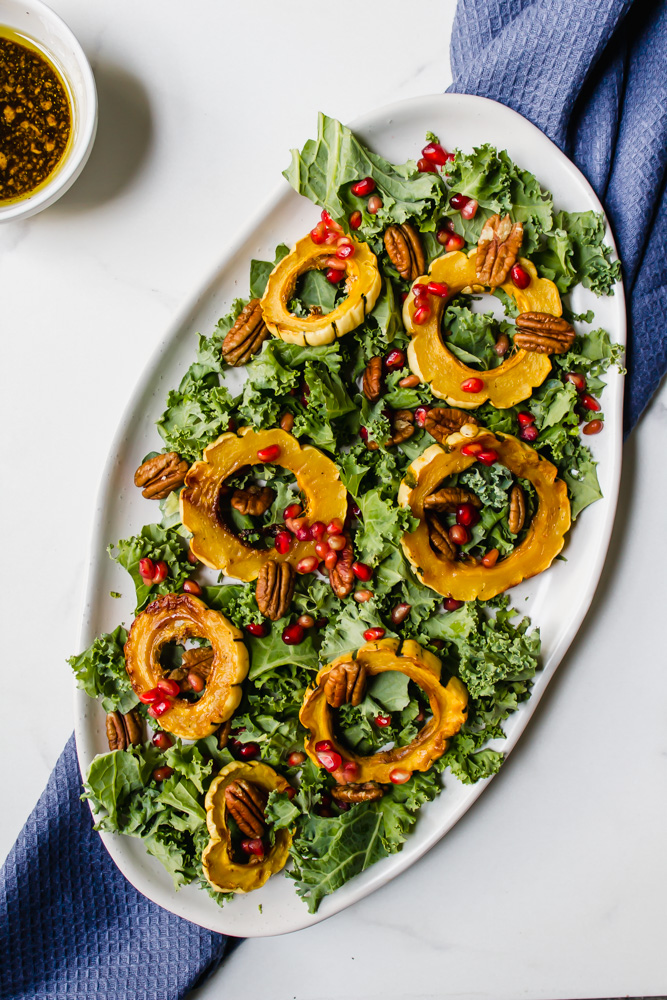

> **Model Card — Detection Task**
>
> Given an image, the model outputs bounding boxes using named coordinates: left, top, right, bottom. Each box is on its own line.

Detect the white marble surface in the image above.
left=1, top=2, right=666, bottom=998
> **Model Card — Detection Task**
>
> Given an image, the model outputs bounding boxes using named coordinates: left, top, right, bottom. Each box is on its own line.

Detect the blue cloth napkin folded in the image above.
left=2, top=4, right=665, bottom=998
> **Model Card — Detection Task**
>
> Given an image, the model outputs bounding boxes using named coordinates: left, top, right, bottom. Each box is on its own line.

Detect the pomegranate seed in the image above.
left=461, top=377, right=484, bottom=393
left=245, top=622, right=268, bottom=637
left=157, top=679, right=180, bottom=698
left=148, top=699, right=171, bottom=719
left=349, top=210, right=362, bottom=230
left=436, top=227, right=452, bottom=245
left=354, top=589, right=373, bottom=603
left=421, top=142, right=450, bottom=166
left=461, top=198, right=479, bottom=220
left=286, top=785, right=296, bottom=800
left=390, top=768, right=412, bottom=784
left=449, top=193, right=470, bottom=211
left=257, top=444, right=280, bottom=463
left=296, top=556, right=318, bottom=575
left=328, top=535, right=346, bottom=552
left=517, top=411, right=535, bottom=427
left=456, top=502, right=480, bottom=527
left=295, top=525, right=312, bottom=542
left=288, top=750, right=307, bottom=767
left=443, top=598, right=463, bottom=611
left=581, top=394, right=601, bottom=412
left=360, top=426, right=369, bottom=443
left=413, top=283, right=429, bottom=297
left=385, top=349, right=406, bottom=370
left=342, top=761, right=360, bottom=780
left=241, top=838, right=265, bottom=857
left=399, top=375, right=420, bottom=388
left=477, top=449, right=499, bottom=466
left=413, top=305, right=431, bottom=325
left=324, top=233, right=338, bottom=245
left=297, top=614, right=315, bottom=629
left=187, top=671, right=205, bottom=693
left=139, top=557, right=156, bottom=582
left=310, top=221, right=327, bottom=244
left=417, top=157, right=438, bottom=173
left=520, top=425, right=539, bottom=443
left=352, top=562, right=372, bottom=581
left=449, top=524, right=469, bottom=545
left=583, top=419, right=604, bottom=435
left=461, top=442, right=483, bottom=456
left=351, top=177, right=375, bottom=196
left=427, top=281, right=449, bottom=298
left=186, top=550, right=198, bottom=565
left=152, top=731, right=173, bottom=750
left=317, top=749, right=343, bottom=772
left=325, top=256, right=346, bottom=270
left=152, top=766, right=174, bottom=782
left=511, top=264, right=531, bottom=289
left=375, top=713, right=392, bottom=727
left=238, top=742, right=260, bottom=760
left=482, top=548, right=500, bottom=568
left=445, top=233, right=465, bottom=252
left=138, top=687, right=161, bottom=704
left=566, top=372, right=587, bottom=392
left=415, top=406, right=429, bottom=427
left=336, top=243, right=355, bottom=260
left=227, top=418, right=236, bottom=432
left=327, top=518, right=343, bottom=536
left=282, top=623, right=305, bottom=645
left=274, top=530, right=291, bottom=555
left=391, top=602, right=411, bottom=625
left=152, top=561, right=168, bottom=584
left=285, top=516, right=305, bottom=535
left=315, top=541, right=330, bottom=559
left=349, top=500, right=361, bottom=518
left=284, top=502, right=302, bottom=519
left=315, top=740, right=333, bottom=752
left=324, top=550, right=339, bottom=569
left=326, top=268, right=345, bottom=284
left=310, top=520, right=326, bottom=540
left=363, top=627, right=386, bottom=642
left=182, top=579, right=201, bottom=596
left=367, top=195, right=383, bottom=214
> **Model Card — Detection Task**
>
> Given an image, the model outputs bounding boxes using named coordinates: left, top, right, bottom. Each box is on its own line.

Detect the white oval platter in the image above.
left=74, top=93, right=625, bottom=937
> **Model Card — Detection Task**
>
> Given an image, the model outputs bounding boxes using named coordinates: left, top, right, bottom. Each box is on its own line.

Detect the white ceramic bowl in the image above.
left=0, top=0, right=97, bottom=222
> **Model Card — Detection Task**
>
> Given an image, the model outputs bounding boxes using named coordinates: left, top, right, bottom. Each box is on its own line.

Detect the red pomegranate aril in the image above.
left=413, top=305, right=431, bottom=325
left=182, top=579, right=202, bottom=596
left=342, top=761, right=360, bottom=780
left=520, top=425, right=539, bottom=443
left=295, top=525, right=312, bottom=542
left=325, top=255, right=346, bottom=270
left=349, top=210, right=362, bottom=230
left=297, top=614, right=315, bottom=629
left=581, top=393, right=601, bottom=412
left=238, top=742, right=260, bottom=760
left=461, top=198, right=479, bottom=220
left=354, top=589, right=373, bottom=603
left=436, top=228, right=451, bottom=245
left=390, top=768, right=412, bottom=784
left=138, top=687, right=162, bottom=704
left=482, top=548, right=500, bottom=568
left=152, top=731, right=173, bottom=751
left=326, top=267, right=345, bottom=284
left=449, top=192, right=470, bottom=211
left=583, top=419, right=604, bottom=435
left=449, top=524, right=469, bottom=546
left=461, top=377, right=484, bottom=393
left=385, top=348, right=406, bottom=370
left=375, top=713, right=392, bottom=728
left=391, top=602, right=411, bottom=625
left=477, top=449, right=499, bottom=466
left=321, top=209, right=340, bottom=230
left=148, top=699, right=171, bottom=719
left=315, top=740, right=333, bottom=752
left=315, top=541, right=330, bottom=559
left=186, top=549, right=199, bottom=565
left=415, top=406, right=429, bottom=427
left=351, top=176, right=375, bottom=196
left=245, top=622, right=268, bottom=638
left=153, top=766, right=174, bottom=783
left=187, top=671, right=205, bottom=693
left=157, top=678, right=181, bottom=698
left=288, top=750, right=307, bottom=767
left=427, top=281, right=449, bottom=298
left=284, top=502, right=302, bottom=520
left=417, top=157, right=438, bottom=173
left=336, top=243, right=355, bottom=260
left=324, top=550, right=338, bottom=570
left=413, top=283, right=429, bottom=297
left=443, top=598, right=464, bottom=611
left=517, top=411, right=535, bottom=427
left=310, top=221, right=327, bottom=244
left=328, top=534, right=346, bottom=552
left=152, top=561, right=168, bottom=584
left=360, top=426, right=369, bottom=443
left=274, top=531, right=291, bottom=555
left=367, top=195, right=383, bottom=214
left=282, top=623, right=306, bottom=645
left=511, top=264, right=531, bottom=289
left=286, top=785, right=296, bottom=800
left=327, top=518, right=343, bottom=536
left=324, top=232, right=338, bottom=245
left=310, top=520, right=326, bottom=540
left=461, top=442, right=483, bottom=456
left=317, top=749, right=343, bottom=772
left=257, top=444, right=280, bottom=463
left=566, top=372, right=587, bottom=392
left=241, top=838, right=265, bottom=857
left=445, top=233, right=465, bottom=252
left=421, top=142, right=450, bottom=166
left=456, top=502, right=480, bottom=527
left=296, top=557, right=318, bottom=575
left=363, top=627, right=386, bottom=642
left=352, top=561, right=372, bottom=581
left=139, top=557, right=155, bottom=582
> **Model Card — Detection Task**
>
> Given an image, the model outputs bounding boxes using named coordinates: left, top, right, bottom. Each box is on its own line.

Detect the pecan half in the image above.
left=331, top=782, right=385, bottom=803
left=230, top=484, right=275, bottom=516
left=363, top=356, right=383, bottom=403
left=216, top=720, right=232, bottom=750
left=106, top=709, right=143, bottom=751
left=424, top=487, right=482, bottom=512
left=224, top=779, right=268, bottom=838
left=324, top=660, right=367, bottom=708
left=330, top=540, right=355, bottom=598
left=134, top=452, right=189, bottom=500
left=366, top=409, right=415, bottom=450
left=508, top=484, right=526, bottom=535
left=424, top=407, right=477, bottom=443
left=384, top=223, right=426, bottom=281
left=514, top=313, right=575, bottom=355
left=427, top=514, right=456, bottom=559
left=256, top=560, right=296, bottom=621
left=222, top=298, right=270, bottom=367
left=476, top=214, right=523, bottom=286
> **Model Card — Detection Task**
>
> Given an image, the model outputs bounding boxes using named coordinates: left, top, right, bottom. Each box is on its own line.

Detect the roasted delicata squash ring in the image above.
left=202, top=761, right=293, bottom=894
left=124, top=593, right=248, bottom=740
left=180, top=427, right=348, bottom=580
left=300, top=638, right=468, bottom=782
left=398, top=428, right=571, bottom=601
left=403, top=250, right=561, bottom=409
left=260, top=233, right=382, bottom=346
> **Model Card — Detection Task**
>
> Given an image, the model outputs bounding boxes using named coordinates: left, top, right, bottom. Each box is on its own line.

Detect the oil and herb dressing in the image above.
left=0, top=28, right=72, bottom=204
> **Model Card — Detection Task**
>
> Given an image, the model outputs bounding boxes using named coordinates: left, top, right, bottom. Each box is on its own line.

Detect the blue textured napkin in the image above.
left=448, top=0, right=667, bottom=432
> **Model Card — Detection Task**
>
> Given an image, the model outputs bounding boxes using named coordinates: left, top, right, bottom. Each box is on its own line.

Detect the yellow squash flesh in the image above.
left=124, top=593, right=248, bottom=740
left=299, top=638, right=468, bottom=782
left=180, top=427, right=348, bottom=580
left=398, top=429, right=571, bottom=601
left=260, top=233, right=382, bottom=346
left=404, top=250, right=561, bottom=408
left=202, top=761, right=293, bottom=894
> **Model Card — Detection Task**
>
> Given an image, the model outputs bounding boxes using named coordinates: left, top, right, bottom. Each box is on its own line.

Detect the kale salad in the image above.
left=71, top=114, right=623, bottom=915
